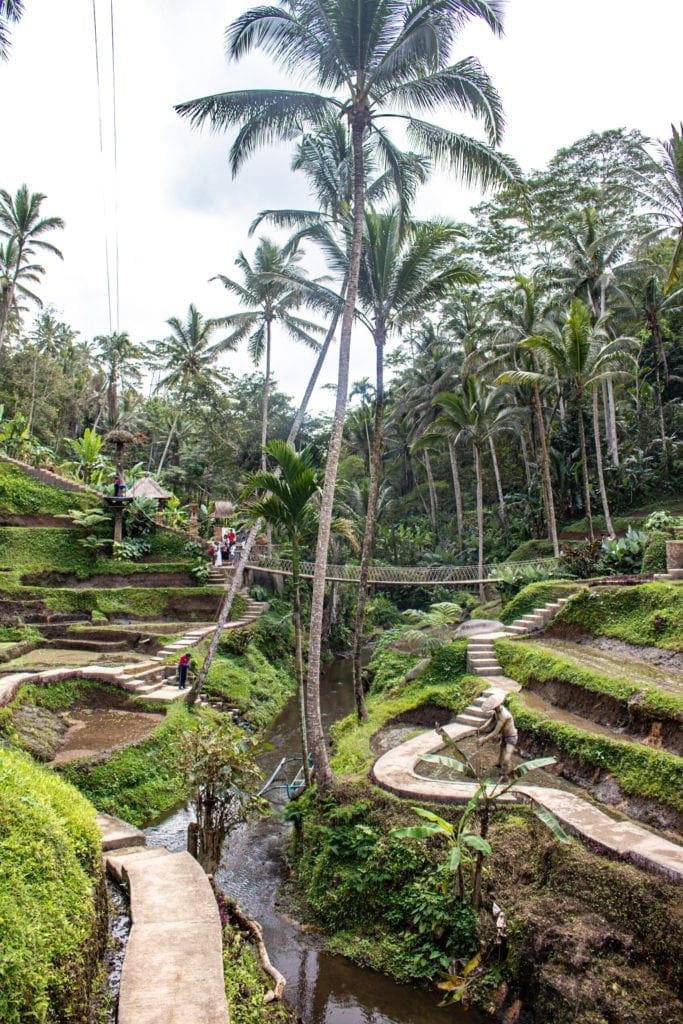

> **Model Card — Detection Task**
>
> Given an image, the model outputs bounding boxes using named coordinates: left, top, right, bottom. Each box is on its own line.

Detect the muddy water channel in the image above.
left=146, top=658, right=484, bottom=1024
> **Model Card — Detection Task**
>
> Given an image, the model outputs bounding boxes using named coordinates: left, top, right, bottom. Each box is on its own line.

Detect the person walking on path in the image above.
left=214, top=538, right=223, bottom=567
left=177, top=652, right=191, bottom=689
left=476, top=696, right=518, bottom=778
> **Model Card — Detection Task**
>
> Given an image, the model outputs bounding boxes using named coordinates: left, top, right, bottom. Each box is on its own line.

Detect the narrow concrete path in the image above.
left=371, top=632, right=683, bottom=882
left=98, top=814, right=229, bottom=1024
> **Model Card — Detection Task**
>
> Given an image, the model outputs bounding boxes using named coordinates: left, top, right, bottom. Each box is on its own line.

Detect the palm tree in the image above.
left=151, top=304, right=236, bottom=474
left=214, top=238, right=322, bottom=471
left=0, top=185, right=64, bottom=345
left=177, top=0, right=518, bottom=789
left=511, top=300, right=637, bottom=540
left=94, top=331, right=143, bottom=426
left=350, top=208, right=476, bottom=719
left=26, top=312, right=78, bottom=432
left=492, top=274, right=560, bottom=555
left=638, top=124, right=683, bottom=293
left=241, top=441, right=321, bottom=787
left=0, top=239, right=44, bottom=346
left=0, top=0, right=23, bottom=60
left=433, top=379, right=518, bottom=600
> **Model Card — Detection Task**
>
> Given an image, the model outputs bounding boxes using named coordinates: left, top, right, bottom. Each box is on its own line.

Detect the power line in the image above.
left=91, top=0, right=113, bottom=333
left=109, top=0, right=120, bottom=332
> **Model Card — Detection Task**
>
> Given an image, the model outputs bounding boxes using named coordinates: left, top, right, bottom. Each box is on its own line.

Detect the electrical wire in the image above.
left=91, top=0, right=113, bottom=333
left=109, top=0, right=120, bottom=331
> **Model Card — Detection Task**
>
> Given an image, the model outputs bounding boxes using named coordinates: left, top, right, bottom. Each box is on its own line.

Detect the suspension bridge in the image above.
left=216, top=553, right=559, bottom=587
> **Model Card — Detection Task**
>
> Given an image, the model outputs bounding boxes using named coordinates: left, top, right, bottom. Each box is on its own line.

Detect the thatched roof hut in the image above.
left=211, top=501, right=234, bottom=520
left=129, top=476, right=173, bottom=506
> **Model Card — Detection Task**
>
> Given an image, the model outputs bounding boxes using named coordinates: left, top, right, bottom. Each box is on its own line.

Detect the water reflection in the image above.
left=146, top=655, right=483, bottom=1024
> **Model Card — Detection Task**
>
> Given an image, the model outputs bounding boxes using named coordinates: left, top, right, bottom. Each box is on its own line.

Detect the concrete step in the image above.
left=122, top=660, right=159, bottom=677
left=106, top=845, right=170, bottom=883
left=456, top=711, right=490, bottom=726
left=471, top=665, right=501, bottom=676
left=505, top=625, right=529, bottom=634
left=468, top=659, right=500, bottom=670
left=667, top=569, right=683, bottom=579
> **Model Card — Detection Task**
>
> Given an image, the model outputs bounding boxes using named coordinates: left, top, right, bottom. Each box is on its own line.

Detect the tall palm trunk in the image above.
left=576, top=391, right=594, bottom=541
left=488, top=436, right=507, bottom=528
left=605, top=377, right=619, bottom=466
left=187, top=283, right=343, bottom=708
left=291, top=545, right=311, bottom=787
left=305, top=116, right=367, bottom=792
left=519, top=427, right=533, bottom=490
left=27, top=346, right=40, bottom=433
left=261, top=318, right=272, bottom=471
left=474, top=442, right=485, bottom=603
left=447, top=438, right=463, bottom=551
left=157, top=408, right=182, bottom=475
left=351, top=327, right=385, bottom=722
left=592, top=387, right=615, bottom=538
left=423, top=450, right=438, bottom=533
left=533, top=385, right=559, bottom=556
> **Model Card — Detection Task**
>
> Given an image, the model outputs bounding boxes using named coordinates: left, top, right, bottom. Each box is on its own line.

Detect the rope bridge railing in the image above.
left=245, top=553, right=560, bottom=585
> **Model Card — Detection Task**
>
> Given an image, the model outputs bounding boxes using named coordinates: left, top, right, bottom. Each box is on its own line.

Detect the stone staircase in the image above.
left=504, top=596, right=571, bottom=635
left=207, top=564, right=235, bottom=585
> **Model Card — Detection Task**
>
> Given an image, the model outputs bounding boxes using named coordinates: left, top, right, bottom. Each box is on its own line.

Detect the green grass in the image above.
left=555, top=582, right=683, bottom=651
left=500, top=580, right=585, bottom=624
left=331, top=641, right=482, bottom=775
left=506, top=692, right=683, bottom=812
left=495, top=639, right=683, bottom=719
left=204, top=643, right=296, bottom=730
left=0, top=460, right=97, bottom=516
left=0, top=747, right=104, bottom=1024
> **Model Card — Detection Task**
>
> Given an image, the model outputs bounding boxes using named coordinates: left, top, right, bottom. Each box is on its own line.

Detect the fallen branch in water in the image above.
left=224, top=896, right=286, bottom=1003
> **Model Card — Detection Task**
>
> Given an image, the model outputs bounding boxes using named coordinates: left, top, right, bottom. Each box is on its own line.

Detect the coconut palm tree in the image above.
left=177, top=0, right=518, bottom=789
left=638, top=124, right=683, bottom=293
left=26, top=312, right=78, bottom=432
left=350, top=208, right=477, bottom=719
left=0, top=0, right=23, bottom=60
left=433, top=379, right=518, bottom=600
left=213, top=239, right=323, bottom=471
left=0, top=185, right=64, bottom=345
left=507, top=299, right=637, bottom=540
left=0, top=239, right=45, bottom=346
left=151, top=304, right=237, bottom=474
left=94, top=331, right=143, bottom=426
left=492, top=274, right=560, bottom=555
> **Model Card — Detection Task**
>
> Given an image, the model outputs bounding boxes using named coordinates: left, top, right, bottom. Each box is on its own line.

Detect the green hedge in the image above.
left=506, top=693, right=683, bottom=812
left=495, top=639, right=683, bottom=719
left=0, top=748, right=103, bottom=1024
left=500, top=581, right=584, bottom=624
left=555, top=583, right=683, bottom=650
left=0, top=461, right=96, bottom=516
left=641, top=531, right=669, bottom=574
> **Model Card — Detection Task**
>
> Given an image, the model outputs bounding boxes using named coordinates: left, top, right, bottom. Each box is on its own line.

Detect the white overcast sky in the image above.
left=3, top=0, right=682, bottom=411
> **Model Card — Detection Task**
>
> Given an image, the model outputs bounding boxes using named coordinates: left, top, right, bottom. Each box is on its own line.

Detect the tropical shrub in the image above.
left=641, top=530, right=669, bottom=574
left=599, top=526, right=648, bottom=574
left=559, top=539, right=603, bottom=579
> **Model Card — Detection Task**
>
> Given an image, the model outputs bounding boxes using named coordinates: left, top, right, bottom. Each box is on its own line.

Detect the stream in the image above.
left=145, top=656, right=484, bottom=1024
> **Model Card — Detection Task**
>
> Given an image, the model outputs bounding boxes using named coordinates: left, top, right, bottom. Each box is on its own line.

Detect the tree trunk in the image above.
left=157, top=408, right=181, bottom=475
left=423, top=450, right=438, bottom=533
left=519, top=426, right=533, bottom=490
left=261, top=318, right=272, bottom=471
left=351, top=327, right=385, bottom=722
left=576, top=396, right=594, bottom=541
left=488, top=436, right=507, bottom=528
left=474, top=443, right=485, bottom=603
left=27, top=346, right=39, bottom=434
left=304, top=115, right=367, bottom=792
left=292, top=546, right=311, bottom=787
left=447, top=438, right=464, bottom=551
left=533, top=385, right=559, bottom=557
left=592, top=387, right=615, bottom=538
left=187, top=289, right=339, bottom=707
left=605, top=377, right=619, bottom=467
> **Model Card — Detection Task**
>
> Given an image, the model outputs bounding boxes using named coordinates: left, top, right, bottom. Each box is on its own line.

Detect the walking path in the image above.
left=98, top=813, right=229, bottom=1024
left=372, top=630, right=683, bottom=882
left=0, top=595, right=269, bottom=707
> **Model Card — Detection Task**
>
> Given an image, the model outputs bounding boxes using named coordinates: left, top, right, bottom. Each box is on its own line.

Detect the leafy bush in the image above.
left=248, top=584, right=271, bottom=602
left=183, top=539, right=206, bottom=559
left=559, top=539, right=603, bottom=579
left=365, top=593, right=403, bottom=630
left=191, top=560, right=211, bottom=584
left=287, top=791, right=477, bottom=984
left=599, top=526, right=648, bottom=574
left=112, top=537, right=152, bottom=561
left=641, top=531, right=669, bottom=574
left=251, top=610, right=294, bottom=663
left=125, top=496, right=157, bottom=537
left=0, top=749, right=104, bottom=1024
left=219, top=627, right=254, bottom=656
left=643, top=511, right=676, bottom=532
left=495, top=562, right=557, bottom=604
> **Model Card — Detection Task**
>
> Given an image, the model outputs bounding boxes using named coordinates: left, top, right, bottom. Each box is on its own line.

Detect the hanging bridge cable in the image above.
left=91, top=0, right=113, bottom=333
left=109, top=0, right=121, bottom=331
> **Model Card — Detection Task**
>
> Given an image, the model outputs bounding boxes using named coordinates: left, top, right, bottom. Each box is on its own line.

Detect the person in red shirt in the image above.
left=177, top=652, right=191, bottom=690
